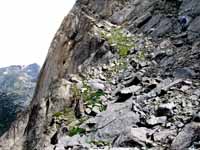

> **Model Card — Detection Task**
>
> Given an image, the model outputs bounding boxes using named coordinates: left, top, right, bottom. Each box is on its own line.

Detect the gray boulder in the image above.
left=113, top=127, right=153, bottom=147
left=88, top=79, right=105, bottom=91
left=171, top=122, right=200, bottom=150
left=188, top=16, right=200, bottom=41
left=82, top=101, right=140, bottom=142
left=111, top=6, right=134, bottom=24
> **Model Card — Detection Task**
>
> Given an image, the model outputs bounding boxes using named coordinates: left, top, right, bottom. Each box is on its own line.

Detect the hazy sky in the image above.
left=0, top=0, right=76, bottom=67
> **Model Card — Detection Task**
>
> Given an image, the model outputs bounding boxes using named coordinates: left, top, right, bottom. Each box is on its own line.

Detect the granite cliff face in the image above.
left=1, top=0, right=200, bottom=149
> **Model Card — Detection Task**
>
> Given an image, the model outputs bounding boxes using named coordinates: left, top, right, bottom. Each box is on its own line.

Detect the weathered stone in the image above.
left=146, top=79, right=182, bottom=98
left=161, top=79, right=182, bottom=92
left=82, top=101, right=140, bottom=142
left=116, top=85, right=141, bottom=102
left=143, top=15, right=162, bottom=33
left=133, top=12, right=152, bottom=27
left=171, top=122, right=200, bottom=150
left=111, top=6, right=134, bottom=24
left=85, top=108, right=92, bottom=115
left=189, top=95, right=198, bottom=101
left=113, top=127, right=153, bottom=147
left=180, top=0, right=200, bottom=16
left=159, top=40, right=172, bottom=49
left=153, top=129, right=176, bottom=143
left=88, top=79, right=105, bottom=91
left=194, top=89, right=200, bottom=97
left=91, top=106, right=101, bottom=115
left=57, top=135, right=90, bottom=149
left=180, top=85, right=190, bottom=92
left=146, top=116, right=167, bottom=126
left=123, top=75, right=141, bottom=87
left=188, top=16, right=200, bottom=41
left=160, top=56, right=176, bottom=67
left=171, top=32, right=188, bottom=39
left=151, top=18, right=172, bottom=37
left=173, top=68, right=196, bottom=79
left=120, top=85, right=142, bottom=94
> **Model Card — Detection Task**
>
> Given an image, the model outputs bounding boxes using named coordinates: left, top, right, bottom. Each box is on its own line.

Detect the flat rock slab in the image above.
left=82, top=101, right=140, bottom=142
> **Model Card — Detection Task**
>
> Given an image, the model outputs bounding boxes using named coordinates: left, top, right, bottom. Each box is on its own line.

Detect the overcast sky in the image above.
left=0, top=0, right=76, bottom=67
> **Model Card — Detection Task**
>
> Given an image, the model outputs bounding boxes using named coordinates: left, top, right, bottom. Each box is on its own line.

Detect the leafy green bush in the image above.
left=71, top=81, right=107, bottom=120
left=82, top=82, right=106, bottom=111
left=100, top=27, right=134, bottom=57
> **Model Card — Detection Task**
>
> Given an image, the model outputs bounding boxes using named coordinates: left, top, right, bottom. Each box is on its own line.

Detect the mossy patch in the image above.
left=68, top=127, right=86, bottom=137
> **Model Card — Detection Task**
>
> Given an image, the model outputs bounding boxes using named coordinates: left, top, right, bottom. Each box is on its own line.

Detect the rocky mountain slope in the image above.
left=0, top=64, right=40, bottom=136
left=1, top=0, right=200, bottom=149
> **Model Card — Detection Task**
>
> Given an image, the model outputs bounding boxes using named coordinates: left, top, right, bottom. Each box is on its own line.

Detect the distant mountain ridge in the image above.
left=0, top=63, right=40, bottom=135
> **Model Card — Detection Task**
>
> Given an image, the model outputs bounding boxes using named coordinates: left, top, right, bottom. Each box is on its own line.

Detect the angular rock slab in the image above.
left=113, top=127, right=153, bottom=147
left=82, top=101, right=140, bottom=142
left=171, top=122, right=200, bottom=150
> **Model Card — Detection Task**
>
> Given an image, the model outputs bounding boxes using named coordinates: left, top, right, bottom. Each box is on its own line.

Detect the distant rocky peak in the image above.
left=23, top=63, right=40, bottom=78
left=25, top=63, right=40, bottom=70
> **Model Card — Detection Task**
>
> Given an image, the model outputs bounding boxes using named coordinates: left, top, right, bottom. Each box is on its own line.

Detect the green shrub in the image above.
left=100, top=27, right=134, bottom=57
left=71, top=81, right=106, bottom=116
left=68, top=127, right=86, bottom=136
left=82, top=82, right=105, bottom=110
